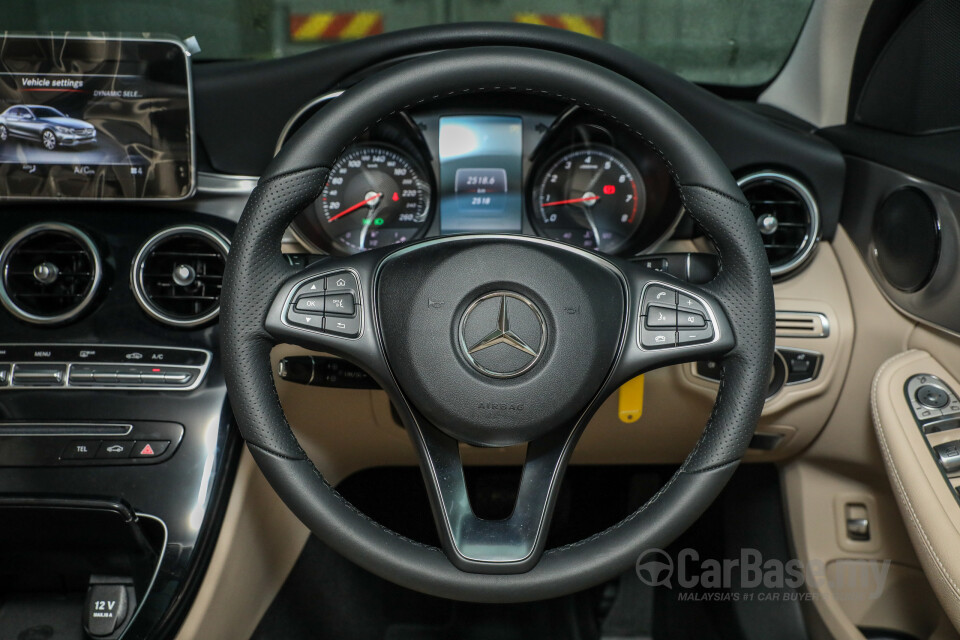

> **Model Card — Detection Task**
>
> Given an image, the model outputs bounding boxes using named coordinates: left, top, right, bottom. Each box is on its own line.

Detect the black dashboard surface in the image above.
left=192, top=23, right=846, bottom=242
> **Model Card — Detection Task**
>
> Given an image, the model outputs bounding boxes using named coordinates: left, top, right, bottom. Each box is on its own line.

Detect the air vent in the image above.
left=0, top=222, right=102, bottom=325
left=775, top=311, right=830, bottom=338
left=131, top=225, right=230, bottom=327
left=738, top=172, right=820, bottom=278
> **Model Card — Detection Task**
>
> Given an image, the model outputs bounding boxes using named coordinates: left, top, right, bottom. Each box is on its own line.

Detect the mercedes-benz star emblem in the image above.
left=458, top=291, right=546, bottom=379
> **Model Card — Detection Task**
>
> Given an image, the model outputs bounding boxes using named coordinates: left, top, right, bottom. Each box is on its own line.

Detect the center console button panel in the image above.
left=0, top=421, right=182, bottom=466
left=0, top=344, right=210, bottom=391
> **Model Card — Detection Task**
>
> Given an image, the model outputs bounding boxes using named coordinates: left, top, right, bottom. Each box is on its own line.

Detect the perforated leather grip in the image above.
left=221, top=46, right=774, bottom=602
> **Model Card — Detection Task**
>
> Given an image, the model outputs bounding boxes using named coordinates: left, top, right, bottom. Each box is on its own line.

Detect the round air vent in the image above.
left=0, top=222, right=102, bottom=325
left=131, top=225, right=230, bottom=327
left=738, top=172, right=820, bottom=278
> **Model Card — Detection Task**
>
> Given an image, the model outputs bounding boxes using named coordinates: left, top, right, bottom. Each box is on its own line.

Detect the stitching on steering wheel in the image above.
left=235, top=63, right=770, bottom=580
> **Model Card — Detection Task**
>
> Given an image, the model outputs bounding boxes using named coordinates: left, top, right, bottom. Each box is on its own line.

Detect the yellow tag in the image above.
left=618, top=375, right=644, bottom=423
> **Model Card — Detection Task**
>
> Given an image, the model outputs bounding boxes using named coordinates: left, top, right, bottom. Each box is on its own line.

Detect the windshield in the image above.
left=28, top=106, right=66, bottom=118
left=8, top=0, right=813, bottom=86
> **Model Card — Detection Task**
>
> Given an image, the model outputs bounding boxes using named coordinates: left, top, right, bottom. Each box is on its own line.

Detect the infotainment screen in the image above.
left=438, top=116, right=523, bottom=233
left=0, top=35, right=194, bottom=200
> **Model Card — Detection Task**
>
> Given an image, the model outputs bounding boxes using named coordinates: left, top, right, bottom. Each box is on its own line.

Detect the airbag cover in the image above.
left=376, top=237, right=625, bottom=446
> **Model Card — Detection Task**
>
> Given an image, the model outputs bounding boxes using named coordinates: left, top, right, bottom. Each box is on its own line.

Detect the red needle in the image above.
left=328, top=193, right=382, bottom=222
left=541, top=195, right=600, bottom=207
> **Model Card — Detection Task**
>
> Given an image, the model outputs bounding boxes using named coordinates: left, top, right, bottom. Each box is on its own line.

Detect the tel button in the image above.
left=642, top=285, right=677, bottom=312
left=641, top=328, right=677, bottom=349
left=62, top=440, right=99, bottom=460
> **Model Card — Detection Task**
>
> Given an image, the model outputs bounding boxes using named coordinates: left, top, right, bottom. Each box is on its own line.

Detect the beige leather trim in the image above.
left=175, top=450, right=310, bottom=640
left=825, top=560, right=955, bottom=640
left=781, top=228, right=959, bottom=640
left=680, top=240, right=855, bottom=461
left=176, top=237, right=862, bottom=637
left=872, top=349, right=960, bottom=629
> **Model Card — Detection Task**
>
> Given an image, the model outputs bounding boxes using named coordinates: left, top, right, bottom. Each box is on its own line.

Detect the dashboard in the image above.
left=0, top=14, right=956, bottom=640
left=0, top=25, right=859, bottom=640
left=285, top=95, right=682, bottom=256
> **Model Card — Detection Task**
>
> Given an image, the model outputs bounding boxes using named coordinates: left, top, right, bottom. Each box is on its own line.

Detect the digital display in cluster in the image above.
left=438, top=116, right=523, bottom=233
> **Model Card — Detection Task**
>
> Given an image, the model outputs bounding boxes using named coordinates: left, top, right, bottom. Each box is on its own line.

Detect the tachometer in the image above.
left=531, top=146, right=645, bottom=253
left=311, top=145, right=431, bottom=254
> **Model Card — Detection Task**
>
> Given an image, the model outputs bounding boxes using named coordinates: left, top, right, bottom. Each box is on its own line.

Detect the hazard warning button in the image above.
left=131, top=441, right=170, bottom=459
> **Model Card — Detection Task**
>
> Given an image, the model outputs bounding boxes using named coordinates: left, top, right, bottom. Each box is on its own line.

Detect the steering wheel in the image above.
left=221, top=46, right=774, bottom=603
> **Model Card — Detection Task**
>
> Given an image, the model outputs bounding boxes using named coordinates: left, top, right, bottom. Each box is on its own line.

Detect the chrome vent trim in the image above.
left=738, top=171, right=820, bottom=278
left=131, top=225, right=230, bottom=327
left=775, top=311, right=830, bottom=338
left=0, top=222, right=102, bottom=325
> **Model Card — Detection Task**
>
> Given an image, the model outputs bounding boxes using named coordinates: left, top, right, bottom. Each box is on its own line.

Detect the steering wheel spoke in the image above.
left=263, top=252, right=396, bottom=381
left=405, top=410, right=581, bottom=574
left=610, top=264, right=736, bottom=384
left=221, top=45, right=775, bottom=601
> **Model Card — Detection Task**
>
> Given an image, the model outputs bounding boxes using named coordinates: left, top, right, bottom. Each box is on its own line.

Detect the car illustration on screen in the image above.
left=0, top=104, right=97, bottom=150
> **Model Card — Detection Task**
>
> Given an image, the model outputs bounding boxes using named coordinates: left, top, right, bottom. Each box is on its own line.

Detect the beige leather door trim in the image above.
left=872, top=349, right=960, bottom=630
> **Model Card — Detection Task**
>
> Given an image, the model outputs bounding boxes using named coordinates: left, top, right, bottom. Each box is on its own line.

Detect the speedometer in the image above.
left=531, top=146, right=645, bottom=254
left=310, top=145, right=432, bottom=254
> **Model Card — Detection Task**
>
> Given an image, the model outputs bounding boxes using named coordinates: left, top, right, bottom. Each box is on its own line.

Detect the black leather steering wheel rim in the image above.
left=221, top=46, right=774, bottom=602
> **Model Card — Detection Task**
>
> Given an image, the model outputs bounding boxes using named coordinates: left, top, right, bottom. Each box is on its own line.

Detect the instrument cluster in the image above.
left=287, top=95, right=683, bottom=256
